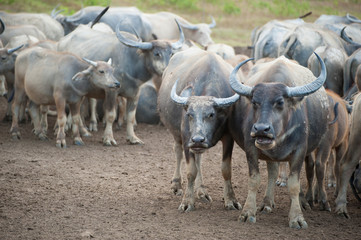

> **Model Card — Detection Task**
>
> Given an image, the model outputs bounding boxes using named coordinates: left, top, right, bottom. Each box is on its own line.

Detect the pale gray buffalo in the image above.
left=158, top=47, right=241, bottom=211
left=144, top=11, right=215, bottom=47
left=0, top=11, right=64, bottom=41
left=10, top=47, right=120, bottom=148
left=308, top=46, right=348, bottom=96
left=57, top=20, right=184, bottom=145
left=228, top=53, right=328, bottom=229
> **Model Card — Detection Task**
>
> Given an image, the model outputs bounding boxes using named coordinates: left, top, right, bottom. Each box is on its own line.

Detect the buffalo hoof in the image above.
left=259, top=197, right=275, bottom=213
left=171, top=178, right=183, bottom=196
left=239, top=211, right=256, bottom=223
left=178, top=202, right=195, bottom=212
left=37, top=133, right=49, bottom=141
left=56, top=139, right=67, bottom=149
left=319, top=200, right=331, bottom=212
left=300, top=195, right=311, bottom=211
left=327, top=181, right=336, bottom=188
left=11, top=132, right=21, bottom=140
left=224, top=199, right=242, bottom=210
left=103, top=138, right=117, bottom=146
left=88, top=122, right=98, bottom=132
left=74, top=138, right=85, bottom=146
left=289, top=216, right=308, bottom=229
left=195, top=186, right=212, bottom=203
left=335, top=204, right=350, bottom=219
left=127, top=136, right=144, bottom=145
left=276, top=178, right=287, bottom=187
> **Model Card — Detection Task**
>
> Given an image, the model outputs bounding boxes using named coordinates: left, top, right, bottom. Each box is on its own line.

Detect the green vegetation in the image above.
left=1, top=0, right=360, bottom=46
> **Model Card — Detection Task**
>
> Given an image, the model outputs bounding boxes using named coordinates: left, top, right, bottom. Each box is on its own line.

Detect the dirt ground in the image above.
left=0, top=97, right=360, bottom=240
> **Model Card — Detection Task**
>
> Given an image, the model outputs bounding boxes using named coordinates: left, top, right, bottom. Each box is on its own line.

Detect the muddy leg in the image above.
left=171, top=141, right=184, bottom=196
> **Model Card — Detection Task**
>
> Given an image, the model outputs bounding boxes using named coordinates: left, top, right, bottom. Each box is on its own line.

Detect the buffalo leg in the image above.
left=315, top=146, right=332, bottom=211
left=69, top=102, right=85, bottom=146
left=327, top=150, right=337, bottom=188
left=276, top=162, right=288, bottom=187
left=288, top=153, right=308, bottom=229
left=125, top=95, right=143, bottom=145
left=10, top=87, right=27, bottom=139
left=88, top=98, right=98, bottom=132
left=28, top=101, right=47, bottom=140
left=54, top=95, right=67, bottom=148
left=194, top=154, right=212, bottom=202
left=221, top=135, right=241, bottom=210
left=171, top=141, right=184, bottom=196
left=178, top=149, right=197, bottom=212
left=103, top=92, right=117, bottom=146
left=259, top=161, right=278, bottom=213
left=239, top=150, right=260, bottom=223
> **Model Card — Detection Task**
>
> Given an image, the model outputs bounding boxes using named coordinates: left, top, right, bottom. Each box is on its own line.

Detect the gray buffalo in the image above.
left=10, top=47, right=120, bottom=148
left=57, top=20, right=184, bottom=145
left=158, top=47, right=240, bottom=211
left=228, top=53, right=328, bottom=229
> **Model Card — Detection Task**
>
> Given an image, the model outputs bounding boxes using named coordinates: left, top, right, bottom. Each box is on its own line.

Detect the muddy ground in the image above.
left=0, top=97, right=360, bottom=240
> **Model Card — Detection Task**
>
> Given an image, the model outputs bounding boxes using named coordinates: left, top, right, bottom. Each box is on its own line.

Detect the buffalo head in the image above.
left=230, top=53, right=326, bottom=150
left=0, top=44, right=24, bottom=74
left=171, top=79, right=238, bottom=153
left=116, top=19, right=184, bottom=76
left=179, top=16, right=215, bottom=47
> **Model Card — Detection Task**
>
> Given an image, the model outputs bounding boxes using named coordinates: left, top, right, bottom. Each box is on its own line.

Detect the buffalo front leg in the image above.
left=288, top=157, right=308, bottom=229
left=259, top=161, right=278, bottom=213
left=221, top=135, right=241, bottom=210
left=125, top=96, right=143, bottom=145
left=194, top=154, right=212, bottom=203
left=171, top=141, right=184, bottom=196
left=178, top=150, right=197, bottom=212
left=54, top=96, right=67, bottom=148
left=88, top=98, right=98, bottom=132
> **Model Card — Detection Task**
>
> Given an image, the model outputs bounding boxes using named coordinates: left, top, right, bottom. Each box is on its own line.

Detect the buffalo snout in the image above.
left=191, top=135, right=205, bottom=144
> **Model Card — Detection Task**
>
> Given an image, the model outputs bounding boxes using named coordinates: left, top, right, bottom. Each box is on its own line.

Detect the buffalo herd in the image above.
left=1, top=5, right=361, bottom=229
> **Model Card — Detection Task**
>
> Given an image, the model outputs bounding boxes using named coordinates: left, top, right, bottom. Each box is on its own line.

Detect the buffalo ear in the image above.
left=72, top=69, right=91, bottom=81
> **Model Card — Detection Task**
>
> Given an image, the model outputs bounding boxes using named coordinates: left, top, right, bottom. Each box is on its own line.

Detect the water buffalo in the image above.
left=10, top=47, right=120, bottom=148
left=305, top=90, right=350, bottom=211
left=308, top=46, right=347, bottom=96
left=228, top=53, right=328, bottom=229
left=144, top=11, right=215, bottom=47
left=0, top=11, right=64, bottom=41
left=158, top=48, right=241, bottom=211
left=57, top=20, right=184, bottom=145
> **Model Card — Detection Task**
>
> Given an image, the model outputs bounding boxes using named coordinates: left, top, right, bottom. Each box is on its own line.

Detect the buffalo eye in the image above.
left=186, top=112, right=193, bottom=120
left=207, top=112, right=214, bottom=119
left=1, top=56, right=6, bottom=60
left=99, top=70, right=104, bottom=74
left=154, top=52, right=161, bottom=57
left=251, top=100, right=259, bottom=108
left=275, top=99, right=284, bottom=109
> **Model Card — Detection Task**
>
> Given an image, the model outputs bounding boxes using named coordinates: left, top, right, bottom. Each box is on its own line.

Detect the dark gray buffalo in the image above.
left=57, top=20, right=184, bottom=145
left=228, top=53, right=328, bottom=229
left=158, top=48, right=241, bottom=211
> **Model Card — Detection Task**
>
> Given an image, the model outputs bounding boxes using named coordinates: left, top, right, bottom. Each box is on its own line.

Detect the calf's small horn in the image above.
left=82, top=57, right=98, bottom=67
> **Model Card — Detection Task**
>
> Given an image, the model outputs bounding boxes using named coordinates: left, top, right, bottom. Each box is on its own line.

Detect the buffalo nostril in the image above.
left=192, top=135, right=205, bottom=143
left=253, top=123, right=271, bottom=134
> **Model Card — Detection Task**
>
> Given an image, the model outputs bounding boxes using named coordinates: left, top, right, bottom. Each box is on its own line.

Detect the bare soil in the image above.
left=0, top=97, right=360, bottom=240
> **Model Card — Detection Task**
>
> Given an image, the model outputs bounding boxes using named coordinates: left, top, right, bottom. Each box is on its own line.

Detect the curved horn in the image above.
left=0, top=18, right=5, bottom=35
left=209, top=16, right=216, bottom=28
left=115, top=22, right=153, bottom=50
left=171, top=19, right=185, bottom=50
left=51, top=4, right=64, bottom=18
left=346, top=13, right=361, bottom=24
left=213, top=93, right=239, bottom=107
left=82, top=57, right=98, bottom=67
left=341, top=27, right=361, bottom=46
left=7, top=44, right=24, bottom=54
left=66, top=8, right=85, bottom=22
left=90, top=6, right=109, bottom=28
left=170, top=79, right=188, bottom=105
left=179, top=21, right=199, bottom=31
left=229, top=58, right=254, bottom=97
left=286, top=52, right=326, bottom=97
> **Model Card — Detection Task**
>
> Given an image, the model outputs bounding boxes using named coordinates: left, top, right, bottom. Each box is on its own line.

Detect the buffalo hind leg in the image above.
left=69, top=102, right=85, bottom=146
left=102, top=92, right=117, bottom=146
left=28, top=101, right=48, bottom=140
left=10, top=87, right=27, bottom=139
left=54, top=95, right=67, bottom=148
left=276, top=162, right=288, bottom=187
left=125, top=96, right=143, bottom=145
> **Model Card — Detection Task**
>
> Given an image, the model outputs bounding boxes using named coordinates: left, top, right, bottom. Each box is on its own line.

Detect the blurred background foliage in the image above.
left=1, top=0, right=360, bottom=46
